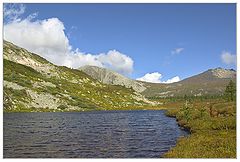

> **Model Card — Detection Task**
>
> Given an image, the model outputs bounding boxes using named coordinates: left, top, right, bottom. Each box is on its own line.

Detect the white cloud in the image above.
left=162, top=76, right=180, bottom=83
left=98, top=50, right=133, bottom=75
left=171, top=48, right=184, bottom=55
left=221, top=51, right=236, bottom=65
left=136, top=72, right=180, bottom=84
left=3, top=4, right=134, bottom=75
left=4, top=17, right=71, bottom=62
left=136, top=72, right=162, bottom=83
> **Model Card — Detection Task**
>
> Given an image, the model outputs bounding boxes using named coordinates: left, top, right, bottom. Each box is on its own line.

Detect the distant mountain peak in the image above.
left=208, top=68, right=236, bottom=79
left=208, top=67, right=236, bottom=72
left=140, top=67, right=236, bottom=98
left=79, top=65, right=146, bottom=92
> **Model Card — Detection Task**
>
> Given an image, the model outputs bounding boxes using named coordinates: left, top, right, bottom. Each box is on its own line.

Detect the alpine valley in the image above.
left=3, top=40, right=236, bottom=112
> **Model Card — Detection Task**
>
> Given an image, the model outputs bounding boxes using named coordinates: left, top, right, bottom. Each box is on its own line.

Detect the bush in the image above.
left=224, top=80, right=236, bottom=101
left=211, top=116, right=236, bottom=130
left=179, top=101, right=192, bottom=122
left=57, top=104, right=68, bottom=110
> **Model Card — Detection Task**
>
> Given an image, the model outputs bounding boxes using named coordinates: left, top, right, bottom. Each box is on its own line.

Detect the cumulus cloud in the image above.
left=98, top=50, right=133, bottom=75
left=136, top=72, right=162, bottom=83
left=136, top=72, right=180, bottom=84
left=162, top=76, right=180, bottom=83
left=171, top=48, right=184, bottom=55
left=4, top=17, right=70, bottom=62
left=221, top=51, right=236, bottom=65
left=3, top=4, right=133, bottom=75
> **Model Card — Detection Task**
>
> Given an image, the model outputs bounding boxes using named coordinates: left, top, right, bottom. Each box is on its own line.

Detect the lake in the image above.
left=3, top=110, right=188, bottom=158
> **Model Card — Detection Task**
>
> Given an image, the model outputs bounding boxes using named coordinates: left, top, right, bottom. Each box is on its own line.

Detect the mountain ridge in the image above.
left=78, top=59, right=236, bottom=98
left=3, top=40, right=156, bottom=112
left=79, top=65, right=146, bottom=93
left=79, top=62, right=236, bottom=97
left=3, top=40, right=236, bottom=112
left=139, top=67, right=236, bottom=98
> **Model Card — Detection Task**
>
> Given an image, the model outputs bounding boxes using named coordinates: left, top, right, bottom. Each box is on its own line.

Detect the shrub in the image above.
left=57, top=104, right=68, bottom=110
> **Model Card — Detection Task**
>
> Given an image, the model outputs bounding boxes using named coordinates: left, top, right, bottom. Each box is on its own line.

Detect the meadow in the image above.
left=159, top=96, right=236, bottom=158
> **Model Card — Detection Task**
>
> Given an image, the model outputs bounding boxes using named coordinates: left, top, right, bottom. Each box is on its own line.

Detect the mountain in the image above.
left=140, top=68, right=236, bottom=98
left=79, top=65, right=146, bottom=92
left=78, top=62, right=236, bottom=98
left=3, top=40, right=235, bottom=112
left=3, top=41, right=155, bottom=112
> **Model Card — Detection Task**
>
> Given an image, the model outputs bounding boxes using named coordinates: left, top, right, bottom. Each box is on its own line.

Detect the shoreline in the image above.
left=161, top=100, right=236, bottom=158
left=3, top=109, right=183, bottom=158
left=4, top=107, right=188, bottom=158
left=3, top=106, right=166, bottom=113
left=3, top=100, right=236, bottom=158
left=161, top=108, right=192, bottom=158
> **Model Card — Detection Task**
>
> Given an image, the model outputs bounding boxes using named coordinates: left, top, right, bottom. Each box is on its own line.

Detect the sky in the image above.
left=3, top=3, right=236, bottom=83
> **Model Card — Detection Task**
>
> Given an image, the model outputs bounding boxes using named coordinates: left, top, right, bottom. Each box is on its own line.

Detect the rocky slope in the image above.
left=79, top=65, right=146, bottom=93
left=140, top=68, right=236, bottom=98
left=78, top=63, right=236, bottom=98
left=3, top=41, right=156, bottom=112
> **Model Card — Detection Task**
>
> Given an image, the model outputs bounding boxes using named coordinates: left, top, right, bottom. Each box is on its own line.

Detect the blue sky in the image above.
left=3, top=3, right=236, bottom=82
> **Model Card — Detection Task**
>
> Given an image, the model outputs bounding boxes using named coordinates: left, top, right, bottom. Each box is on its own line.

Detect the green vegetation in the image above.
left=3, top=40, right=236, bottom=158
left=162, top=97, right=236, bottom=158
left=57, top=104, right=68, bottom=110
left=224, top=80, right=236, bottom=101
left=3, top=56, right=151, bottom=112
left=4, top=59, right=42, bottom=88
left=140, top=67, right=236, bottom=98
left=3, top=40, right=154, bottom=112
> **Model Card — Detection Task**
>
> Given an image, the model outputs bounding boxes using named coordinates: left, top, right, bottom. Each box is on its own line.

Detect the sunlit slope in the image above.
left=139, top=68, right=236, bottom=98
left=3, top=41, right=155, bottom=112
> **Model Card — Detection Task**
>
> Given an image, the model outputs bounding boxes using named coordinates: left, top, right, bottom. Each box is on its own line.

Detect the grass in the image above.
left=3, top=59, right=152, bottom=112
left=3, top=41, right=236, bottom=158
left=3, top=59, right=43, bottom=88
left=161, top=98, right=236, bottom=158
left=165, top=130, right=236, bottom=158
left=3, top=40, right=159, bottom=112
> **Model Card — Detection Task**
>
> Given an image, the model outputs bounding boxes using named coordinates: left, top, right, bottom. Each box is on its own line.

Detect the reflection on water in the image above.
left=4, top=110, right=188, bottom=158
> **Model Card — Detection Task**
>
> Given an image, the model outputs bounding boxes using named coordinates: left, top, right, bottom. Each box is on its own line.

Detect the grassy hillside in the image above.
left=3, top=41, right=155, bottom=112
left=140, top=68, right=236, bottom=98
left=161, top=98, right=236, bottom=158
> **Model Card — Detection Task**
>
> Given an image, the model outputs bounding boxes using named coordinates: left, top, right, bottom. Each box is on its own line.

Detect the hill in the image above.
left=77, top=63, right=236, bottom=98
left=79, top=65, right=146, bottom=92
left=140, top=68, right=236, bottom=98
left=3, top=41, right=155, bottom=112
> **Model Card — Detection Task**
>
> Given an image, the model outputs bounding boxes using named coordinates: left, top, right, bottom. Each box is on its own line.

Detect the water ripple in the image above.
left=4, top=110, right=188, bottom=158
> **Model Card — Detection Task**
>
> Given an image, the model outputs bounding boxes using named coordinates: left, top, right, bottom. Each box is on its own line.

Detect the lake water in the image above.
left=4, top=110, right=188, bottom=158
